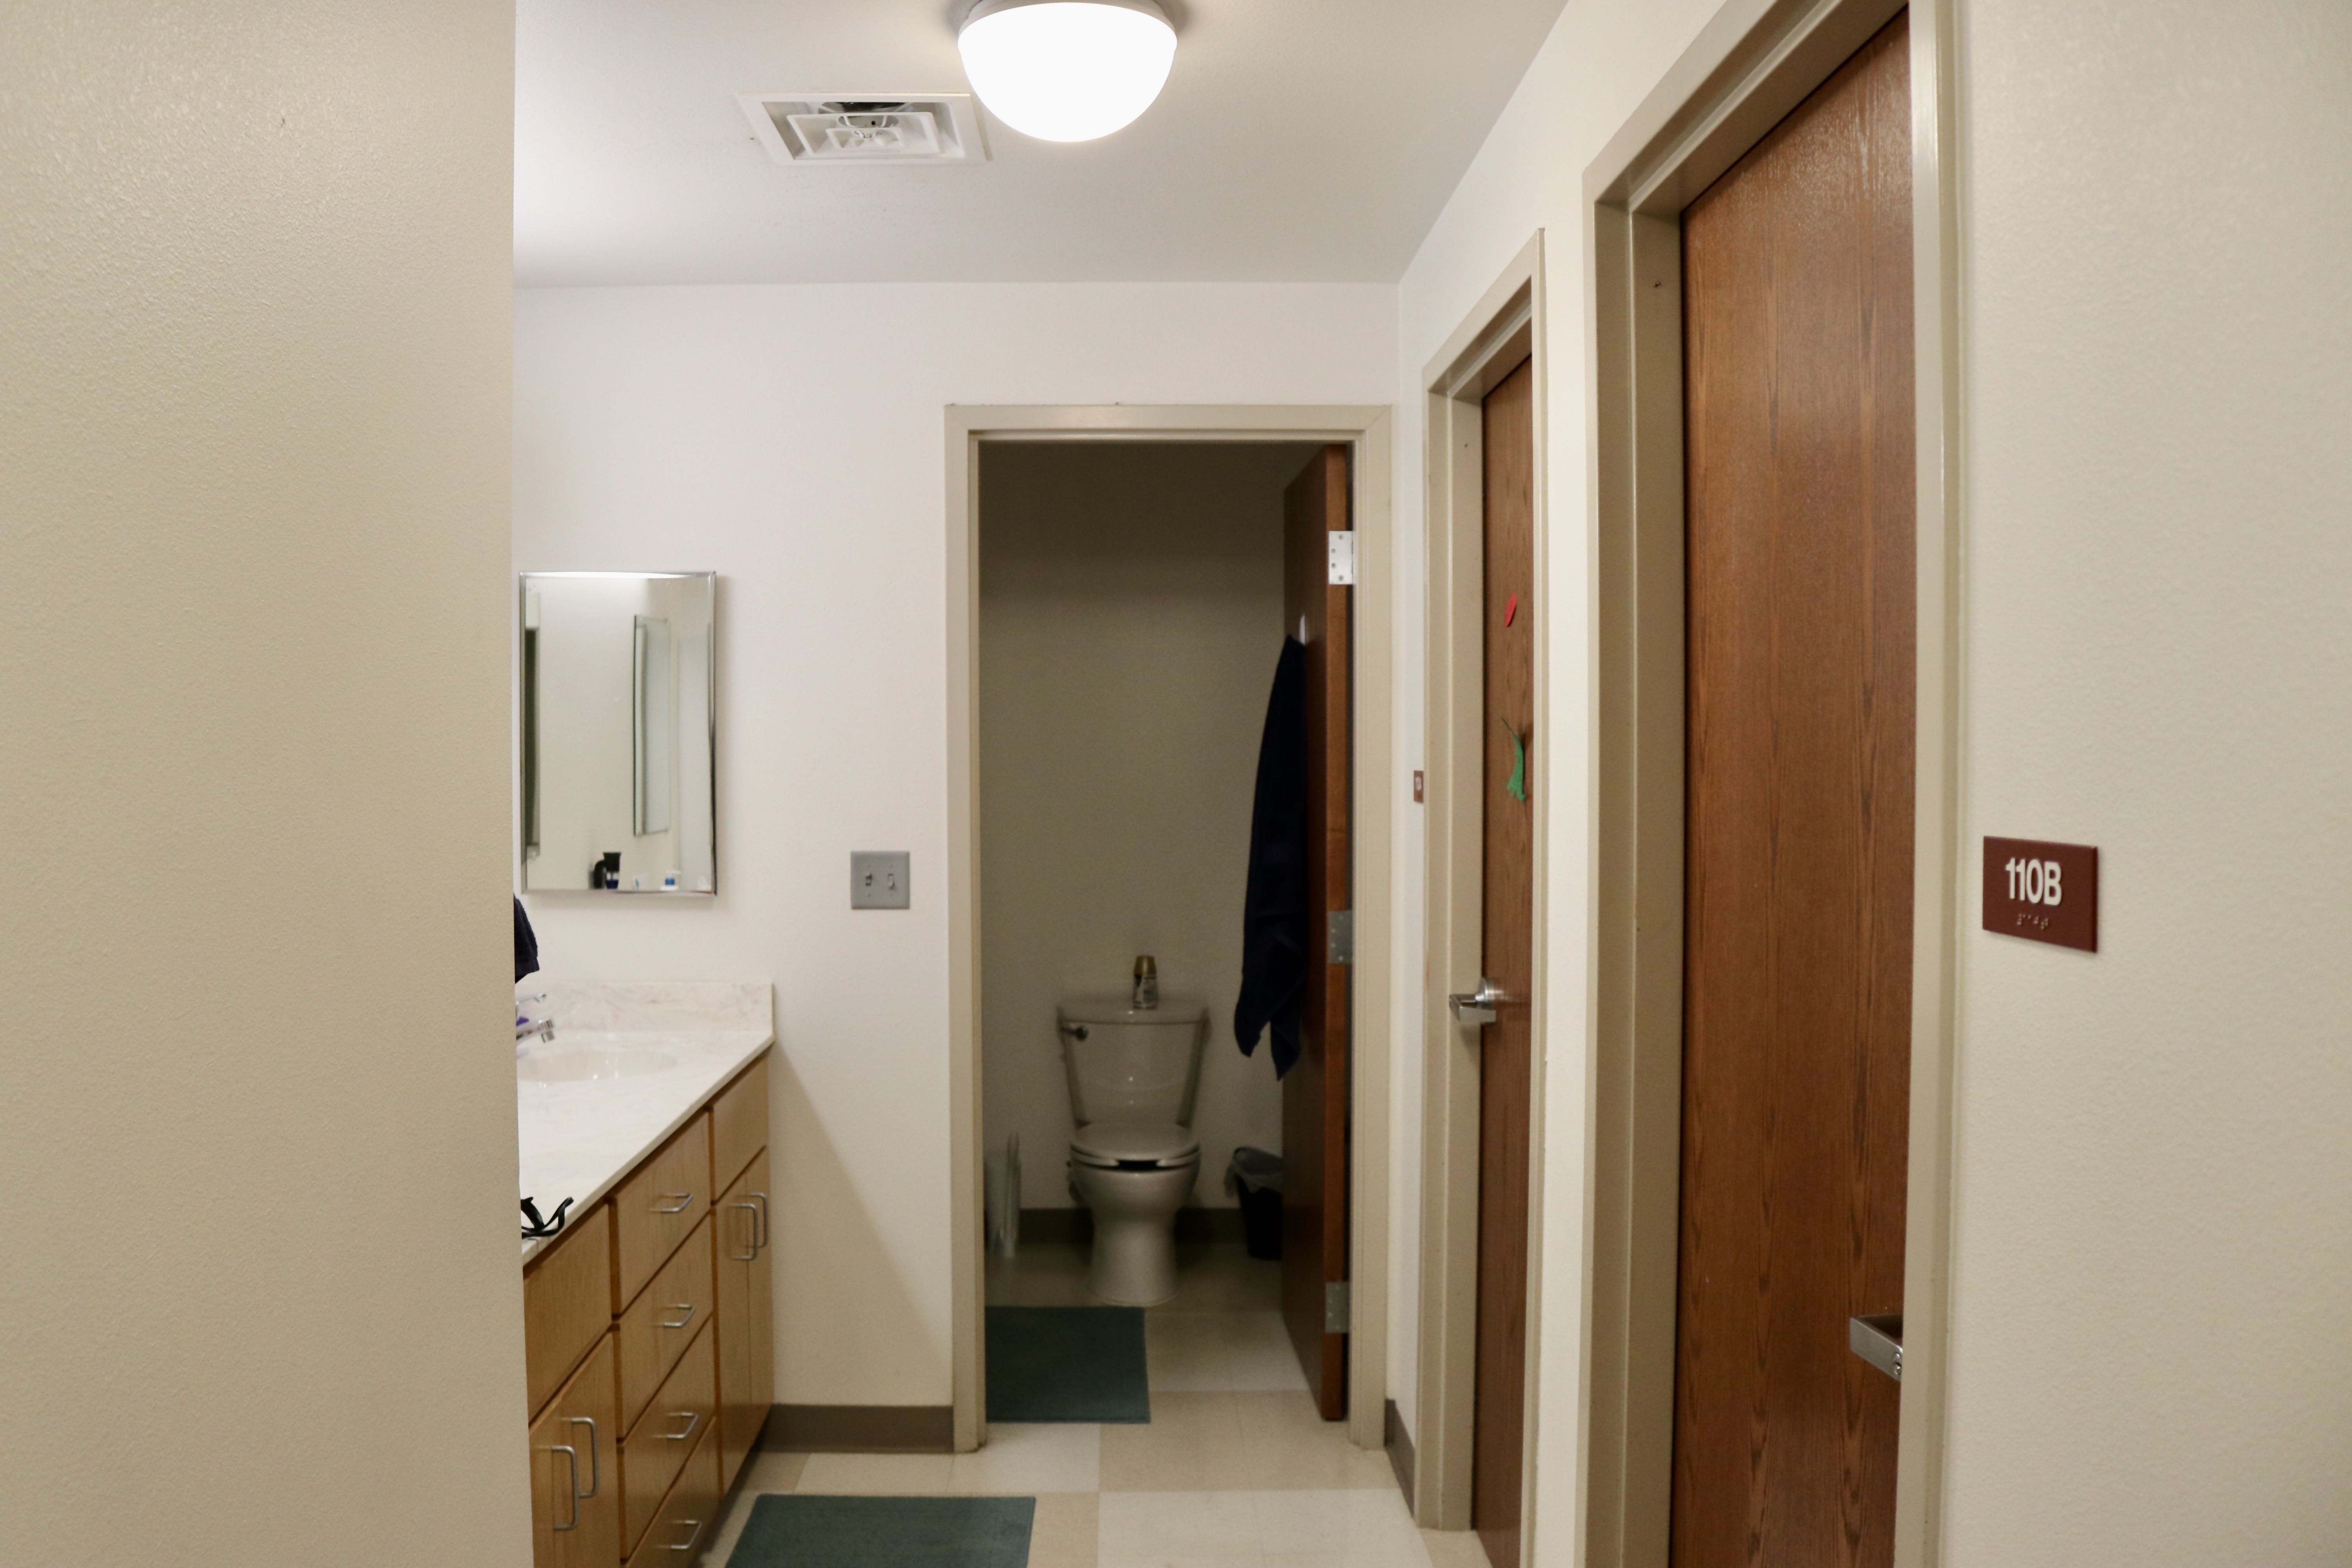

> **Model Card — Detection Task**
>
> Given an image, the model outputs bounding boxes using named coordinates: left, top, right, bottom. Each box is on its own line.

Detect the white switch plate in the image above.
left=851, top=850, right=910, bottom=909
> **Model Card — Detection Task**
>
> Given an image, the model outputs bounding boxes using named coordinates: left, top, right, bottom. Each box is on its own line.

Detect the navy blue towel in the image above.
left=514, top=897, right=540, bottom=984
left=1234, top=637, right=1308, bottom=1078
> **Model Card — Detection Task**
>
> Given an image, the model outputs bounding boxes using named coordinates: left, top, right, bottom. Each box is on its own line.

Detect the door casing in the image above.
left=1580, top=2, right=1966, bottom=1566
left=944, top=405, right=1397, bottom=1455
left=1414, top=232, right=1549, bottom=1550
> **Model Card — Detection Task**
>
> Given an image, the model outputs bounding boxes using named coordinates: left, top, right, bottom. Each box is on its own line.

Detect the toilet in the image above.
left=1058, top=995, right=1208, bottom=1306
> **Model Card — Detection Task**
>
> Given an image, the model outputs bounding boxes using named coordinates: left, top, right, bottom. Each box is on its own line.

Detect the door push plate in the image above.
left=1327, top=909, right=1353, bottom=964
left=1327, top=530, right=1356, bottom=586
left=1849, top=1313, right=1902, bottom=1381
left=1324, top=1280, right=1350, bottom=1334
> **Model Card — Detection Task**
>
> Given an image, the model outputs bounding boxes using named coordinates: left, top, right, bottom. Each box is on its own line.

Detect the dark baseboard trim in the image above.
left=762, top=1404, right=954, bottom=1454
left=1016, top=1206, right=1247, bottom=1247
left=1384, top=1398, right=1416, bottom=1504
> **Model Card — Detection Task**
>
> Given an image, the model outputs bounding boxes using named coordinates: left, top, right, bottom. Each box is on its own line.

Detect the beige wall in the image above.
left=513, top=282, right=1397, bottom=1407
left=978, top=442, right=1318, bottom=1209
left=0, top=5, right=524, bottom=1565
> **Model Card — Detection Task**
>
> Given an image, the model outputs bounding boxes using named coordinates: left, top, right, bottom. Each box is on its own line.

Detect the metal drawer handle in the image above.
left=658, top=1302, right=697, bottom=1332
left=659, top=1409, right=701, bottom=1443
left=651, top=1191, right=695, bottom=1214
left=1849, top=1313, right=1903, bottom=1381
left=1448, top=977, right=1508, bottom=1026
left=545, top=1444, right=581, bottom=1531
left=567, top=1415, right=601, bottom=1497
left=730, top=1202, right=759, bottom=1262
left=665, top=1517, right=706, bottom=1553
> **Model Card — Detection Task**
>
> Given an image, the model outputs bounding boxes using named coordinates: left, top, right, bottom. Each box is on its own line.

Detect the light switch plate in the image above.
left=851, top=850, right=910, bottom=909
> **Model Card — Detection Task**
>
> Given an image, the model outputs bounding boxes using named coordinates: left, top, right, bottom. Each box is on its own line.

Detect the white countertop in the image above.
left=516, top=981, right=774, bottom=1267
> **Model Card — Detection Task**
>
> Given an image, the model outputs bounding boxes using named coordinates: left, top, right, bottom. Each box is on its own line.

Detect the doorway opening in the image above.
left=944, top=406, right=1399, bottom=1464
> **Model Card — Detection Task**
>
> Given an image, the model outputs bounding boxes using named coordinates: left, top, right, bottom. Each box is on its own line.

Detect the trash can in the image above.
left=1229, top=1147, right=1283, bottom=1261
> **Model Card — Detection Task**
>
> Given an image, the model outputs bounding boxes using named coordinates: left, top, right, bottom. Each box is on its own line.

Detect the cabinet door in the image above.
left=715, top=1145, right=773, bottom=1491
left=528, top=1331, right=619, bottom=1568
left=710, top=1052, right=769, bottom=1196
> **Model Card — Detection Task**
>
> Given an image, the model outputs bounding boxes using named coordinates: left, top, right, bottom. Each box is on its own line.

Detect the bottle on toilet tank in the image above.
left=1131, top=955, right=1159, bottom=1010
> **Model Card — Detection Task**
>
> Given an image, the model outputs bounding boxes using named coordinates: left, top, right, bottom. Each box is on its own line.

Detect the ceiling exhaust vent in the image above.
left=738, top=94, right=989, bottom=165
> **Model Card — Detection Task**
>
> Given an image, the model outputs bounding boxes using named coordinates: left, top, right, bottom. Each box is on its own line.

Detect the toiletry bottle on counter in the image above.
left=1132, top=955, right=1159, bottom=1010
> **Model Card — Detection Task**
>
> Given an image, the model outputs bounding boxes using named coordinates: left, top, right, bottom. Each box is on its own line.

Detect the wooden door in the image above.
left=1471, top=358, right=1537, bottom=1567
left=1673, top=15, right=1914, bottom=1568
left=716, top=1145, right=774, bottom=1491
left=528, top=1330, right=620, bottom=1568
left=1281, top=443, right=1352, bottom=1418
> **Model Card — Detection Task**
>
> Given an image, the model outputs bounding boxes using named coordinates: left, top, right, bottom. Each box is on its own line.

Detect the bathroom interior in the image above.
left=977, top=439, right=1311, bottom=1345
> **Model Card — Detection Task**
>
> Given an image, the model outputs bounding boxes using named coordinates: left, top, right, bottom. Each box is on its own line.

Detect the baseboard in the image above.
left=1016, top=1205, right=1247, bottom=1246
left=1384, top=1398, right=1416, bottom=1505
left=762, top=1404, right=954, bottom=1454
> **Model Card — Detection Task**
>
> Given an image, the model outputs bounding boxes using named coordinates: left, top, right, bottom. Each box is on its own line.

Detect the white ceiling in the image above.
left=515, top=0, right=1566, bottom=286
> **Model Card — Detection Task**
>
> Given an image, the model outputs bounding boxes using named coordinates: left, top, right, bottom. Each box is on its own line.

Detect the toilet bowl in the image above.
left=1058, top=998, right=1209, bottom=1307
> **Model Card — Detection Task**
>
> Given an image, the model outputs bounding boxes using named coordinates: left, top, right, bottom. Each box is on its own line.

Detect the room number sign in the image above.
left=1982, top=837, right=2098, bottom=952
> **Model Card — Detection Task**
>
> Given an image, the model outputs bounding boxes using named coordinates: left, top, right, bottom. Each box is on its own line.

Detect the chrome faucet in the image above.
left=515, top=994, right=555, bottom=1044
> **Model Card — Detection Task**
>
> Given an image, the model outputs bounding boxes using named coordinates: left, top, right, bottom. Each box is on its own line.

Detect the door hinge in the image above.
left=1327, top=909, right=1353, bottom=964
left=1327, top=530, right=1356, bottom=586
left=1325, top=1280, right=1351, bottom=1334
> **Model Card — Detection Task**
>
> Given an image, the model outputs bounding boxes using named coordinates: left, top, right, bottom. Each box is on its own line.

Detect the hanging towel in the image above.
left=1234, top=637, right=1309, bottom=1078
left=514, top=897, right=540, bottom=984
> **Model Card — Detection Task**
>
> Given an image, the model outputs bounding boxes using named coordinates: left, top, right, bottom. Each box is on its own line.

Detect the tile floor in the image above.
left=704, top=1243, right=1489, bottom=1568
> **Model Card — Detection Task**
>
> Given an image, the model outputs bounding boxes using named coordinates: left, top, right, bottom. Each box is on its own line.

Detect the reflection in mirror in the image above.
left=519, top=573, right=715, bottom=894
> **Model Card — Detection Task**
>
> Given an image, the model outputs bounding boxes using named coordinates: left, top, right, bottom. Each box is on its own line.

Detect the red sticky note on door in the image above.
left=1504, top=592, right=1518, bottom=627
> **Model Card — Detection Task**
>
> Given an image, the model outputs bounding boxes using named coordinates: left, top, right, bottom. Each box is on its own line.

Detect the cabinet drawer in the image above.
left=523, top=1203, right=613, bottom=1419
left=618, top=1213, right=714, bottom=1434
left=710, top=1051, right=769, bottom=1194
left=622, top=1419, right=722, bottom=1568
left=619, top=1319, right=716, bottom=1554
left=528, top=1331, right=619, bottom=1568
left=615, top=1114, right=711, bottom=1306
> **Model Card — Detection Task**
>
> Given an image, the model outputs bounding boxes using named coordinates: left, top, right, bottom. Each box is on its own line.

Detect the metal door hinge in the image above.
left=1327, top=909, right=1353, bottom=964
left=1324, top=1280, right=1351, bottom=1333
left=1327, top=530, right=1356, bottom=585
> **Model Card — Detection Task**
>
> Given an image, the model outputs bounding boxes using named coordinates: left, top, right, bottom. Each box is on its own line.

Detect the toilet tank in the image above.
left=1057, top=996, right=1207, bottom=1128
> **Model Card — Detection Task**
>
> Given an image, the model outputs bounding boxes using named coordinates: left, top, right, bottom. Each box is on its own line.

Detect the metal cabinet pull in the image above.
left=651, top=1191, right=695, bottom=1214
left=1448, top=978, right=1508, bottom=1026
left=730, top=1202, right=759, bottom=1262
left=545, top=1444, right=581, bottom=1531
left=1849, top=1313, right=1903, bottom=1381
left=659, top=1409, right=701, bottom=1443
left=665, top=1517, right=706, bottom=1553
left=749, top=1192, right=769, bottom=1253
left=658, top=1301, right=697, bottom=1332
left=567, top=1415, right=601, bottom=1497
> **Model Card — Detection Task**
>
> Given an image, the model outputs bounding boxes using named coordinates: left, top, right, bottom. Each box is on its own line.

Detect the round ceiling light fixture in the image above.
left=957, top=0, right=1178, bottom=143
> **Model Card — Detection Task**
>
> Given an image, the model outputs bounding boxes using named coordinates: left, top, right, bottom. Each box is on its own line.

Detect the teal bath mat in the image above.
left=985, top=1305, right=1150, bottom=1423
left=726, top=1495, right=1033, bottom=1568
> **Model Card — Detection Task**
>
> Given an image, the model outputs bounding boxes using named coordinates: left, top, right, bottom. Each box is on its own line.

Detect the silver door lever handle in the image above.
left=1449, top=978, right=1508, bottom=1026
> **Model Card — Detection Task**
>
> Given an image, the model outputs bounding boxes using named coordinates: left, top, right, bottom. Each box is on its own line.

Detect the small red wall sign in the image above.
left=1982, top=837, right=2098, bottom=952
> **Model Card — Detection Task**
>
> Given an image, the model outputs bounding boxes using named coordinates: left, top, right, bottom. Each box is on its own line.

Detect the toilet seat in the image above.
left=1070, top=1118, right=1200, bottom=1169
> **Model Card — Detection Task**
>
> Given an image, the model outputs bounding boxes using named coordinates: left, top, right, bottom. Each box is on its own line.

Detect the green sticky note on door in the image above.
left=1504, top=720, right=1528, bottom=802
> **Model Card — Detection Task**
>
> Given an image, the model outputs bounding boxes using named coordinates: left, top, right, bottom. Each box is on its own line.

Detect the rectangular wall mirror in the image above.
left=520, top=572, right=716, bottom=894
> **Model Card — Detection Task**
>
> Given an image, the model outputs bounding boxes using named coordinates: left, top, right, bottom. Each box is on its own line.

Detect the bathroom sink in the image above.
left=518, top=1047, right=679, bottom=1083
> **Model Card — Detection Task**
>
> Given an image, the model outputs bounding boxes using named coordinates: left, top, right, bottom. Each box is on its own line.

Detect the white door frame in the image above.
left=1578, top=2, right=1966, bottom=1565
left=944, top=405, right=1397, bottom=1453
left=1410, top=232, right=1550, bottom=1550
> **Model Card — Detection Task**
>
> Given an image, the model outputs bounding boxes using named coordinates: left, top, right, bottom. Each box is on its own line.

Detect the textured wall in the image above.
left=0, top=4, right=523, bottom=1564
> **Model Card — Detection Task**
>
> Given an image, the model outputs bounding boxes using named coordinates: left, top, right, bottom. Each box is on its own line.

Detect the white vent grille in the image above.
left=738, top=94, right=989, bottom=165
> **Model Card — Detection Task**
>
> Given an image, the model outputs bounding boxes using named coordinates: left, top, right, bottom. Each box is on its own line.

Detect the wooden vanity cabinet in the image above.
left=529, top=1331, right=620, bottom=1568
left=714, top=1144, right=773, bottom=1491
left=523, top=1047, right=771, bottom=1568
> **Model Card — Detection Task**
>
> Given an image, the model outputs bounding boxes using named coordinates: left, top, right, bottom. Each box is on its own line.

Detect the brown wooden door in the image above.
left=1281, top=443, right=1352, bottom=1418
left=1471, top=357, right=1537, bottom=1568
left=1673, top=15, right=1914, bottom=1568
